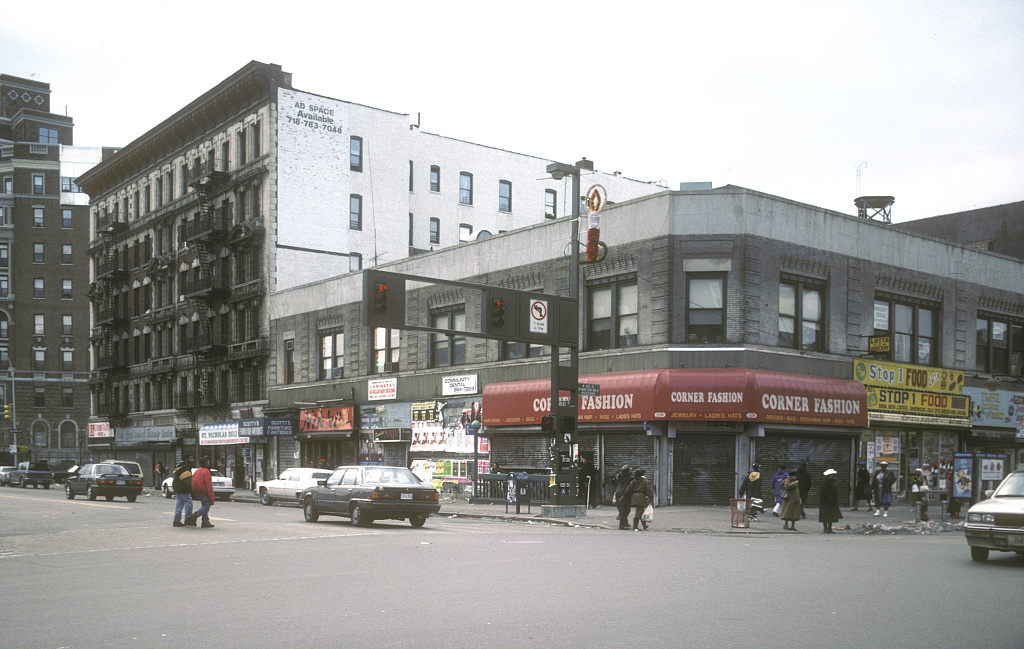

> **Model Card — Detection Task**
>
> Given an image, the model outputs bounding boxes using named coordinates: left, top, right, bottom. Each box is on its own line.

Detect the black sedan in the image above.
left=64, top=463, right=144, bottom=502
left=300, top=465, right=441, bottom=527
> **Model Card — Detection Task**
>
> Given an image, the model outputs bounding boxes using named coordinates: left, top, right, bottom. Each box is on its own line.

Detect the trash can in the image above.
left=507, top=472, right=531, bottom=513
left=730, top=498, right=751, bottom=528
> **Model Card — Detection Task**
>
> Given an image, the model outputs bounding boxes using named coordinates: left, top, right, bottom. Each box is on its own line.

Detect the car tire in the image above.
left=19, top=477, right=25, bottom=488
left=259, top=489, right=272, bottom=506
left=970, top=546, right=989, bottom=562
left=65, top=483, right=75, bottom=500
left=87, top=486, right=97, bottom=501
left=43, top=483, right=50, bottom=489
left=221, top=495, right=231, bottom=502
left=127, top=495, right=137, bottom=503
left=163, top=485, right=172, bottom=499
left=105, top=495, right=114, bottom=501
left=351, top=503, right=370, bottom=527
left=409, top=515, right=428, bottom=528
left=303, top=498, right=319, bottom=523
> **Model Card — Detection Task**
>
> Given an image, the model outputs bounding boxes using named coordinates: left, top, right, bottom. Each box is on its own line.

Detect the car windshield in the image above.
left=992, top=473, right=1024, bottom=497
left=363, top=467, right=420, bottom=485
left=210, top=470, right=224, bottom=477
left=312, top=472, right=330, bottom=480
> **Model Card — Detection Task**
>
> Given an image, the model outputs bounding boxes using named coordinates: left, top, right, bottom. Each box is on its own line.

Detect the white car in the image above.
left=162, top=468, right=235, bottom=501
left=255, top=467, right=333, bottom=505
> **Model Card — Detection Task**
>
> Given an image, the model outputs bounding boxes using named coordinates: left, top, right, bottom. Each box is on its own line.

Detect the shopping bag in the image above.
left=642, top=504, right=653, bottom=522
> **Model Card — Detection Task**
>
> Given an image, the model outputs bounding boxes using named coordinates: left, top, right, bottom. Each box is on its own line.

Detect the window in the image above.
left=34, top=386, right=46, bottom=407
left=283, top=339, right=295, bottom=385
left=349, top=194, right=362, bottom=230
left=459, top=172, right=473, bottom=205
left=38, top=127, right=58, bottom=144
left=62, top=244, right=72, bottom=265
left=62, top=387, right=74, bottom=408
left=320, top=331, right=344, bottom=380
left=498, top=180, right=512, bottom=212
left=350, top=136, right=363, bottom=172
left=0, top=243, right=6, bottom=268
left=237, top=129, right=247, bottom=166
left=33, top=207, right=44, bottom=227
left=251, top=120, right=261, bottom=158
left=431, top=310, right=466, bottom=367
left=459, top=224, right=473, bottom=242
left=34, top=349, right=45, bottom=372
left=62, top=314, right=73, bottom=336
left=874, top=297, right=937, bottom=365
left=408, top=161, right=414, bottom=192
left=429, top=217, right=440, bottom=245
left=374, top=327, right=400, bottom=374
left=62, top=350, right=73, bottom=372
left=349, top=253, right=362, bottom=272
left=61, top=208, right=72, bottom=228
left=62, top=279, right=72, bottom=299
left=2, top=176, right=11, bottom=193
left=588, top=280, right=639, bottom=350
left=34, top=314, right=45, bottom=335
left=687, top=275, right=725, bottom=343
left=0, top=279, right=8, bottom=298
left=0, top=206, right=7, bottom=226
left=33, top=278, right=44, bottom=298
left=977, top=316, right=1024, bottom=375
left=33, top=243, right=44, bottom=263
left=430, top=165, right=440, bottom=192
left=779, top=279, right=824, bottom=351
left=545, top=189, right=557, bottom=219
left=409, top=213, right=414, bottom=246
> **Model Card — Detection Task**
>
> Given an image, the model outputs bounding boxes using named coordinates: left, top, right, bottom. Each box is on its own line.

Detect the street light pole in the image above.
left=545, top=158, right=593, bottom=505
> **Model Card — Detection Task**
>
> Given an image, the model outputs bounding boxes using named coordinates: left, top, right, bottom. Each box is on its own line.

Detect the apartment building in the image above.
left=73, top=61, right=665, bottom=484
left=0, top=74, right=93, bottom=469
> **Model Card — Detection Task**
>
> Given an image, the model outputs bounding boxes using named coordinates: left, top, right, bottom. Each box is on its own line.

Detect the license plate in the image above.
left=1010, top=535, right=1024, bottom=547
left=401, top=493, right=413, bottom=500
left=116, top=480, right=125, bottom=485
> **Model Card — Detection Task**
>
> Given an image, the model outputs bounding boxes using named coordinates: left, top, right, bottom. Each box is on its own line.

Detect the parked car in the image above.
left=963, top=469, right=1024, bottom=562
left=255, top=467, right=333, bottom=505
left=161, top=468, right=235, bottom=501
left=97, top=459, right=144, bottom=480
left=65, top=463, right=143, bottom=502
left=11, top=461, right=53, bottom=488
left=300, top=465, right=441, bottom=528
left=0, top=465, right=15, bottom=486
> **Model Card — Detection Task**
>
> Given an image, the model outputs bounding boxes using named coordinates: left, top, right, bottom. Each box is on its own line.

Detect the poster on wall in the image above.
left=875, top=435, right=899, bottom=463
left=978, top=454, right=1006, bottom=481
left=952, top=454, right=972, bottom=500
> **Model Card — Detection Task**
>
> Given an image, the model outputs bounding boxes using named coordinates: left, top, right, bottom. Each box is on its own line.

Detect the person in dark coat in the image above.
left=576, top=456, right=600, bottom=508
left=852, top=462, right=872, bottom=510
left=780, top=473, right=801, bottom=530
left=738, top=464, right=762, bottom=522
left=613, top=465, right=634, bottom=530
left=795, top=463, right=812, bottom=518
left=627, top=469, right=654, bottom=531
left=871, top=462, right=897, bottom=517
left=818, top=468, right=843, bottom=533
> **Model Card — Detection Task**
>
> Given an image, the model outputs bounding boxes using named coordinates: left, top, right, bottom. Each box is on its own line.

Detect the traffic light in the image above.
left=540, top=414, right=554, bottom=432
left=483, top=288, right=518, bottom=339
left=2, top=404, right=11, bottom=421
left=362, top=270, right=405, bottom=328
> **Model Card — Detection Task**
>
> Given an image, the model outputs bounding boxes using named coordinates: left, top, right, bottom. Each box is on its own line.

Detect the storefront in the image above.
left=854, top=359, right=970, bottom=504
left=295, top=405, right=357, bottom=468
left=409, top=395, right=483, bottom=494
left=198, top=419, right=293, bottom=489
left=112, top=424, right=177, bottom=488
left=482, top=368, right=868, bottom=506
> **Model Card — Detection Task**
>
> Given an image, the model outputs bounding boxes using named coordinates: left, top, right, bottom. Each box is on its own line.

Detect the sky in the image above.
left=3, top=0, right=1022, bottom=222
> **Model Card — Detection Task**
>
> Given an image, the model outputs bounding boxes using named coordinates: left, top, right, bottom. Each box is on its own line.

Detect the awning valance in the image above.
left=482, top=368, right=867, bottom=428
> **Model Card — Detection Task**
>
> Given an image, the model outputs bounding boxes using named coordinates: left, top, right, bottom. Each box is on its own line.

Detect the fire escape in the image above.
left=89, top=217, right=129, bottom=423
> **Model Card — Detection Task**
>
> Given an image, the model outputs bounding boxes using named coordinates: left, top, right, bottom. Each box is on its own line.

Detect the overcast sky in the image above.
left=3, top=1, right=1022, bottom=222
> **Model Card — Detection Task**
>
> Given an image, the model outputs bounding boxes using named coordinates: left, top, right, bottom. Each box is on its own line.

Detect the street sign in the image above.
left=578, top=383, right=600, bottom=397
left=528, top=298, right=549, bottom=335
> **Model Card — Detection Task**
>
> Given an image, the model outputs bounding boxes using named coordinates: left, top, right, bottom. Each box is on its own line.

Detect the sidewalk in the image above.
left=228, top=488, right=963, bottom=535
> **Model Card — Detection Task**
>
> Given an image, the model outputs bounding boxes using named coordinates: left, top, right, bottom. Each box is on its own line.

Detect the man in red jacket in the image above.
left=185, top=457, right=216, bottom=528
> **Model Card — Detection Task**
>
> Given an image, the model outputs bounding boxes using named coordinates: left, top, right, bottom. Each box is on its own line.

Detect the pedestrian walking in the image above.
left=613, top=465, right=634, bottom=530
left=771, top=464, right=789, bottom=516
left=871, top=461, right=896, bottom=517
left=818, top=468, right=843, bottom=533
left=795, top=462, right=812, bottom=519
left=153, top=462, right=164, bottom=490
left=780, top=472, right=801, bottom=530
left=577, top=456, right=600, bottom=508
left=171, top=455, right=194, bottom=528
left=738, top=464, right=762, bottom=521
left=627, top=469, right=654, bottom=531
left=852, top=461, right=872, bottom=510
left=185, top=457, right=216, bottom=528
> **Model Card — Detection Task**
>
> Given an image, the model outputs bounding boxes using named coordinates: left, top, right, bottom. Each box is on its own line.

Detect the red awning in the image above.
left=482, top=368, right=867, bottom=428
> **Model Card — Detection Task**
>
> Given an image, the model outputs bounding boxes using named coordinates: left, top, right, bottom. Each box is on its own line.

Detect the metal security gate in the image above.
left=754, top=435, right=853, bottom=507
left=604, top=432, right=656, bottom=504
left=673, top=434, right=737, bottom=506
left=489, top=435, right=552, bottom=470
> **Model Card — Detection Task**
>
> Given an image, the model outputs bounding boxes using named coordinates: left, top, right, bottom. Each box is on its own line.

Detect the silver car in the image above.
left=255, top=467, right=333, bottom=505
left=963, top=470, right=1024, bottom=562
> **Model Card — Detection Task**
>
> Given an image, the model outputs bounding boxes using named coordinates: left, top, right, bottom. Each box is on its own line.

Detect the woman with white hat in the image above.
left=818, top=468, right=843, bottom=533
